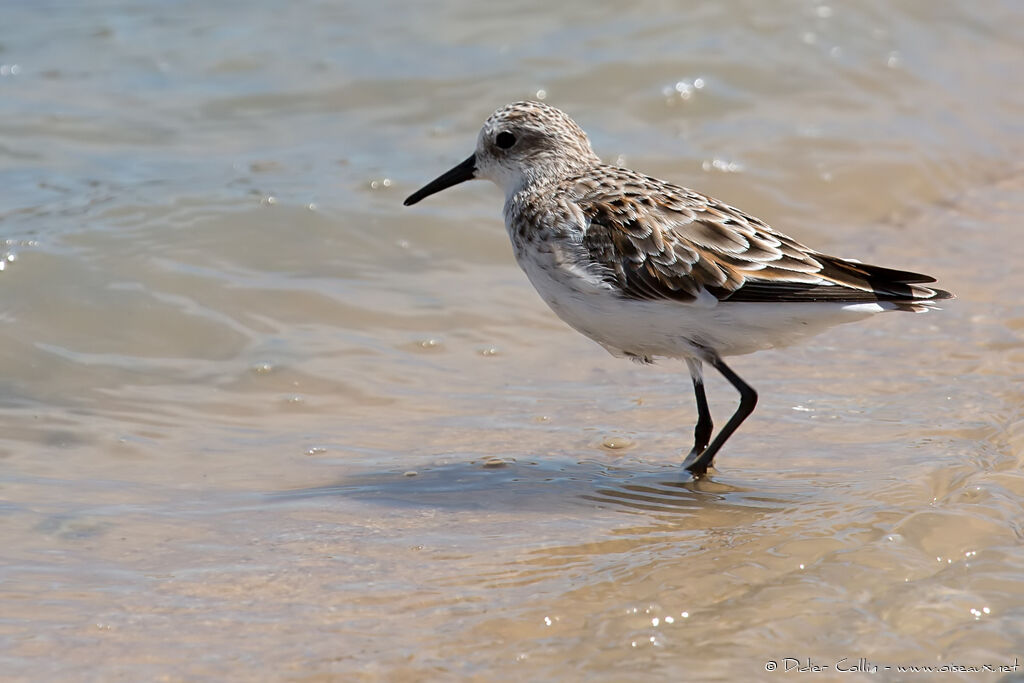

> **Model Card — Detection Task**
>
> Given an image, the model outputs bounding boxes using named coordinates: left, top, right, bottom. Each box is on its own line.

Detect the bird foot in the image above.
left=682, top=449, right=712, bottom=476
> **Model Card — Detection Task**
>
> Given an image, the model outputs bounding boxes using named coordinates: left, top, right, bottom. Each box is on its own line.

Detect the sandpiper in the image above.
left=404, top=101, right=951, bottom=475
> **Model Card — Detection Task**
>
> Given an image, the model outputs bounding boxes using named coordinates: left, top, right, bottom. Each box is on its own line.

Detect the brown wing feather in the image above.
left=575, top=168, right=952, bottom=304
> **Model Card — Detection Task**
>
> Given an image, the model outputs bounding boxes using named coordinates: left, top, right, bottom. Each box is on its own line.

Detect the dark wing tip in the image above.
left=819, top=257, right=953, bottom=303
left=924, top=287, right=954, bottom=301
left=723, top=256, right=954, bottom=304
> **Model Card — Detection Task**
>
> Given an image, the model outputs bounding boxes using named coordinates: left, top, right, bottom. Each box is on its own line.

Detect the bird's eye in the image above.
left=495, top=131, right=517, bottom=149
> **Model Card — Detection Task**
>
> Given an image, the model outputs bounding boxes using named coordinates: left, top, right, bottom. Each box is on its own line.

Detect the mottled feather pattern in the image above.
left=558, top=166, right=951, bottom=307
left=404, top=100, right=954, bottom=473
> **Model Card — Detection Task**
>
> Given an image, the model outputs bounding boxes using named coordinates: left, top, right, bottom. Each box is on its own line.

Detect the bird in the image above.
left=403, top=101, right=952, bottom=475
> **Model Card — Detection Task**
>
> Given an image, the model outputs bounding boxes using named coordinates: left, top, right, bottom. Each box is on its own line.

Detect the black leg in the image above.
left=683, top=358, right=713, bottom=459
left=683, top=355, right=758, bottom=475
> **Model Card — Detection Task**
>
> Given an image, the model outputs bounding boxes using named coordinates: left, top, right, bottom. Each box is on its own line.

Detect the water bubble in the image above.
left=601, top=436, right=633, bottom=450
left=702, top=159, right=744, bottom=173
left=663, top=78, right=705, bottom=104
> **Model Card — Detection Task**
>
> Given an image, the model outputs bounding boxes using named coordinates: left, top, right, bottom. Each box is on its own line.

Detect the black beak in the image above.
left=403, top=154, right=477, bottom=206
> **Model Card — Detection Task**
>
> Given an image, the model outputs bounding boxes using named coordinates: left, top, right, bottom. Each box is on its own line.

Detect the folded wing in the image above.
left=575, top=169, right=952, bottom=306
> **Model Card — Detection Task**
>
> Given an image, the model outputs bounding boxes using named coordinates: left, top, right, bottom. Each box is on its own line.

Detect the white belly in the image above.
left=511, top=240, right=888, bottom=360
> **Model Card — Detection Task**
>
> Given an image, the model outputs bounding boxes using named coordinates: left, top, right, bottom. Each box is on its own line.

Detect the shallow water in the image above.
left=2, top=1, right=1023, bottom=679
